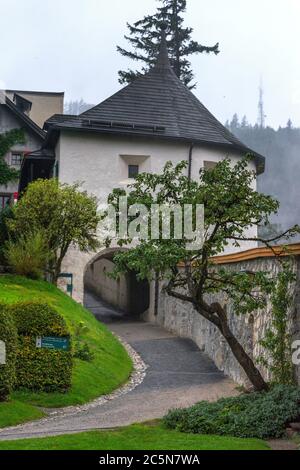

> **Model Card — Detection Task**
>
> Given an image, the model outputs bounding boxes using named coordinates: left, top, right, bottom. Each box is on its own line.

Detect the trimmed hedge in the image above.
left=164, top=385, right=300, bottom=439
left=0, top=304, right=17, bottom=401
left=8, top=302, right=73, bottom=393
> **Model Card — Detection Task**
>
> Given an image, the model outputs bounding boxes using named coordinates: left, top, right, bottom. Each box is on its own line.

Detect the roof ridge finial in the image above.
left=156, top=23, right=171, bottom=68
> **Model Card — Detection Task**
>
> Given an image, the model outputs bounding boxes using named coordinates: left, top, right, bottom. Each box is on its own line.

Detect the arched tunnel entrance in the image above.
left=83, top=249, right=150, bottom=321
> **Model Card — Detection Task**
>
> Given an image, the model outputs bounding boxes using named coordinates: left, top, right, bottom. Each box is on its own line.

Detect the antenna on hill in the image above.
left=257, top=78, right=266, bottom=128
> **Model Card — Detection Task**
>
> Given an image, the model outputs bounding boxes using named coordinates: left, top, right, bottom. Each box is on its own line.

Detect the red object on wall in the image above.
left=13, top=192, right=19, bottom=201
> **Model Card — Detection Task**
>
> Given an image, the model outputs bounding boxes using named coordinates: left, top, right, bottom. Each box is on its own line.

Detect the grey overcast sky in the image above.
left=0, top=0, right=299, bottom=128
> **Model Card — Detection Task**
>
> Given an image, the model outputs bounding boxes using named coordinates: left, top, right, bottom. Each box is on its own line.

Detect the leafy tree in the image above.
left=259, top=223, right=284, bottom=244
left=0, top=129, right=25, bottom=185
left=9, top=179, right=100, bottom=283
left=105, top=158, right=299, bottom=391
left=117, top=0, right=219, bottom=89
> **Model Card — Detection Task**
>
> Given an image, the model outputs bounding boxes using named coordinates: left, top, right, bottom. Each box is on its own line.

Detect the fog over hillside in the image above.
left=227, top=118, right=300, bottom=240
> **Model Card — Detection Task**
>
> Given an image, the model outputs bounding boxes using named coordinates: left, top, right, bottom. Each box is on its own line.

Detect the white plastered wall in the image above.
left=56, top=131, right=258, bottom=303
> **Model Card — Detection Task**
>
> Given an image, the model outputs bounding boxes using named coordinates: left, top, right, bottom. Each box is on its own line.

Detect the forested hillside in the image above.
left=227, top=117, right=300, bottom=238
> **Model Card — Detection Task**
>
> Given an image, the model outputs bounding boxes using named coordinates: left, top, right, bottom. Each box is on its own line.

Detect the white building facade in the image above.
left=24, top=32, right=265, bottom=306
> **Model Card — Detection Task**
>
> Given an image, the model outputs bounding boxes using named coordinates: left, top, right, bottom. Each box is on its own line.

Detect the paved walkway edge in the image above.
left=0, top=334, right=148, bottom=437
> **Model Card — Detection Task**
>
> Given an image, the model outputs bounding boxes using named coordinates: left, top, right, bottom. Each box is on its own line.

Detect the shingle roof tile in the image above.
left=45, top=32, right=265, bottom=172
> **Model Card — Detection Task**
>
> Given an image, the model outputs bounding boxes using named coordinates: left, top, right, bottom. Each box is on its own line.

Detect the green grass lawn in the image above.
left=0, top=275, right=132, bottom=426
left=0, top=423, right=270, bottom=451
left=0, top=400, right=45, bottom=428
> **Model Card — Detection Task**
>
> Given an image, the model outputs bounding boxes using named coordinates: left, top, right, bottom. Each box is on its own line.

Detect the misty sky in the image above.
left=1, top=0, right=300, bottom=128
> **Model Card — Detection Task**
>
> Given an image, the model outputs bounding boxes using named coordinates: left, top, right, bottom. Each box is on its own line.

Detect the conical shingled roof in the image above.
left=45, top=30, right=264, bottom=171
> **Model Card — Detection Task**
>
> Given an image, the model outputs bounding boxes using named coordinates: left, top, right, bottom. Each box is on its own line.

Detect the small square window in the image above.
left=11, top=153, right=23, bottom=167
left=128, top=164, right=139, bottom=179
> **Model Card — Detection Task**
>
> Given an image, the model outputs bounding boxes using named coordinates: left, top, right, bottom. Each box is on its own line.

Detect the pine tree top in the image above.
left=117, top=0, right=219, bottom=89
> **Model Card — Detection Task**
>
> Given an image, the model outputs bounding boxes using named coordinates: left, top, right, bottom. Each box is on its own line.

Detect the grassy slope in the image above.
left=0, top=275, right=132, bottom=410
left=0, top=423, right=270, bottom=451
left=0, top=400, right=45, bottom=428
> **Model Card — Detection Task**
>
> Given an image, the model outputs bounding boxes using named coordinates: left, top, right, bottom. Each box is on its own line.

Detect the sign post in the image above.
left=36, top=337, right=70, bottom=351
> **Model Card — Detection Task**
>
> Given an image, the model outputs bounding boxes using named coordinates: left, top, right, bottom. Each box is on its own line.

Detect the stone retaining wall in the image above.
left=145, top=255, right=300, bottom=386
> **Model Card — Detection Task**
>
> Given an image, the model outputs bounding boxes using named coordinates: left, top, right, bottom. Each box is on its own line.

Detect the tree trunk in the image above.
left=165, top=287, right=269, bottom=391
left=53, top=265, right=61, bottom=285
left=218, top=319, right=268, bottom=391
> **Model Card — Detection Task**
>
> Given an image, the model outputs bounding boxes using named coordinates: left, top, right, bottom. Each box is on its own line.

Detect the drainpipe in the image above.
left=188, top=143, right=194, bottom=181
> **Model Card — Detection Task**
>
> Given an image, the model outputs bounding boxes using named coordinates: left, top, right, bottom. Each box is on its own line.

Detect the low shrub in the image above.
left=73, top=342, right=94, bottom=362
left=164, top=385, right=300, bottom=439
left=4, top=230, right=50, bottom=280
left=72, top=321, right=94, bottom=362
left=8, top=302, right=73, bottom=393
left=0, top=305, right=17, bottom=401
left=0, top=206, right=14, bottom=265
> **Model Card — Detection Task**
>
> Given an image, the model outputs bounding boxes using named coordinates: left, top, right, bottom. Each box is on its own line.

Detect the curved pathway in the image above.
left=0, top=293, right=236, bottom=441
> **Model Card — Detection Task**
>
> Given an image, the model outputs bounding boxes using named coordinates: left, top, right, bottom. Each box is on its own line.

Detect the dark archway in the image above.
left=84, top=248, right=150, bottom=318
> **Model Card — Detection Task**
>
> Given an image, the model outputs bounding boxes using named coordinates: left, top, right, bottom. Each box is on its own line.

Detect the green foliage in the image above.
left=73, top=342, right=94, bottom=362
left=4, top=230, right=50, bottom=280
left=107, top=158, right=298, bottom=307
left=117, top=0, right=219, bottom=89
left=0, top=276, right=132, bottom=407
left=8, top=301, right=73, bottom=393
left=0, top=129, right=25, bottom=185
left=72, top=321, right=95, bottom=362
left=0, top=423, right=270, bottom=451
left=0, top=305, right=17, bottom=401
left=9, top=179, right=100, bottom=282
left=164, top=385, right=300, bottom=439
left=259, top=260, right=296, bottom=385
left=105, top=157, right=299, bottom=391
left=0, top=206, right=15, bottom=264
left=0, top=400, right=45, bottom=428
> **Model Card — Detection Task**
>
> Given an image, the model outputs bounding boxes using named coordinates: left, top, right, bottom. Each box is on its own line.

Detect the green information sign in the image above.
left=36, top=337, right=70, bottom=351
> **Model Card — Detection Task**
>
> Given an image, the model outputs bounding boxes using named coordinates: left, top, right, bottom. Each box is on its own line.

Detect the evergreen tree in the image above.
left=117, top=0, right=219, bottom=89
left=241, top=115, right=249, bottom=128
left=64, top=99, right=94, bottom=116
left=225, top=114, right=300, bottom=235
left=229, top=113, right=240, bottom=131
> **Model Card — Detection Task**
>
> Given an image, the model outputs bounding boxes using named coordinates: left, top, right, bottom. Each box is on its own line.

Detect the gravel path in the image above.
left=0, top=292, right=236, bottom=441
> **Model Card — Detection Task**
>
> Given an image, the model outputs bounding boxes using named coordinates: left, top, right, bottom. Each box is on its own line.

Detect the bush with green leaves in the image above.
left=9, top=179, right=100, bottom=283
left=0, top=206, right=15, bottom=265
left=164, top=385, right=300, bottom=439
left=0, top=305, right=18, bottom=401
left=4, top=230, right=50, bottom=280
left=8, top=302, right=73, bottom=392
left=72, top=321, right=94, bottom=362
left=259, top=260, right=296, bottom=385
left=106, top=158, right=300, bottom=391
